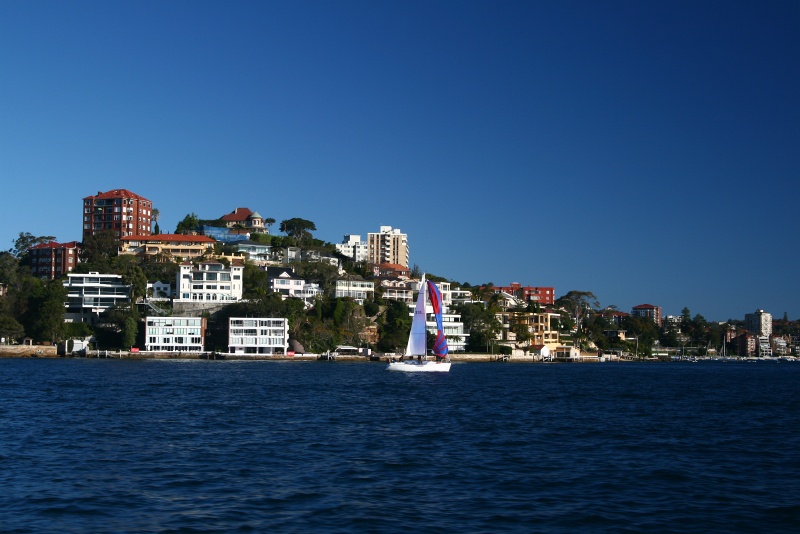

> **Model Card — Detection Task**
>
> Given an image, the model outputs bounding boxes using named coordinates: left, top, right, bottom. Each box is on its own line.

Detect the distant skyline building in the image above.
left=82, top=189, right=154, bottom=241
left=367, top=226, right=408, bottom=268
left=745, top=309, right=772, bottom=337
left=631, top=304, right=663, bottom=326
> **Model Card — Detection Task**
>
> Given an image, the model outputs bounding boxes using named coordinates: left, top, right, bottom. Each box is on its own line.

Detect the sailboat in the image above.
left=387, top=275, right=451, bottom=372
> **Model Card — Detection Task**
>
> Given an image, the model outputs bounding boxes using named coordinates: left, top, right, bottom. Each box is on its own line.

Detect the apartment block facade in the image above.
left=336, top=235, right=369, bottom=263
left=335, top=277, right=375, bottom=304
left=631, top=303, right=663, bottom=327
left=175, top=260, right=244, bottom=302
left=63, top=272, right=131, bottom=323
left=29, top=241, right=81, bottom=280
left=228, top=317, right=289, bottom=355
left=82, top=189, right=154, bottom=241
left=145, top=316, right=206, bottom=352
left=493, top=283, right=556, bottom=306
left=745, top=309, right=772, bottom=337
left=367, top=226, right=408, bottom=268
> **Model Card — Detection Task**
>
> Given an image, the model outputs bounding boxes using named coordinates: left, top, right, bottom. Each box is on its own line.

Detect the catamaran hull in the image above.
left=386, top=361, right=451, bottom=373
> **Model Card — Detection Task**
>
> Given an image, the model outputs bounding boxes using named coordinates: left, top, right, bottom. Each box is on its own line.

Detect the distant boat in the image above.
left=387, top=275, right=451, bottom=373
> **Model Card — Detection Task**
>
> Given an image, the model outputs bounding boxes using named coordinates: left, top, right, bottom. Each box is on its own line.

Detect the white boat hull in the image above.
left=386, top=361, right=451, bottom=373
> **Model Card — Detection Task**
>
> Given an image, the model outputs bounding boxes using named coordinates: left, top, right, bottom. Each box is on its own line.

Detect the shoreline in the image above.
left=0, top=347, right=618, bottom=363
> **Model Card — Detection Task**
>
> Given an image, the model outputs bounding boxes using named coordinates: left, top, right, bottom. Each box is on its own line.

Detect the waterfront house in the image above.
left=145, top=316, right=206, bottom=352
left=228, top=317, right=289, bottom=355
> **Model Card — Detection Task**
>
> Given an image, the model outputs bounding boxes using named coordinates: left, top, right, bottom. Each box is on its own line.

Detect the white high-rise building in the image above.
left=367, top=226, right=409, bottom=268
left=745, top=309, right=773, bottom=337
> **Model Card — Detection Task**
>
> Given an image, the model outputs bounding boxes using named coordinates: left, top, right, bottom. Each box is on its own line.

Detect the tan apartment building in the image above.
left=367, top=226, right=408, bottom=268
left=119, top=234, right=216, bottom=261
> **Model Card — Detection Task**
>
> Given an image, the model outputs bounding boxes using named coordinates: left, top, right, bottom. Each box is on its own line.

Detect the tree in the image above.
left=11, top=232, right=56, bottom=259
left=242, top=263, right=268, bottom=299
left=456, top=302, right=502, bottom=352
left=81, top=230, right=119, bottom=270
left=556, top=290, right=599, bottom=331
left=622, top=315, right=659, bottom=357
left=279, top=218, right=316, bottom=243
left=0, top=314, right=24, bottom=343
left=377, top=300, right=412, bottom=353
left=26, top=279, right=67, bottom=343
left=151, top=208, right=160, bottom=234
left=265, top=217, right=276, bottom=233
left=175, top=213, right=200, bottom=235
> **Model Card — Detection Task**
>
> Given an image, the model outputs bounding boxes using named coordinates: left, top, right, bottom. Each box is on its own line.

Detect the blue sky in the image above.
left=1, top=0, right=798, bottom=321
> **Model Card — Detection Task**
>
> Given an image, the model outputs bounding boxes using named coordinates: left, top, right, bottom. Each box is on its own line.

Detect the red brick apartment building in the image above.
left=494, top=283, right=556, bottom=306
left=28, top=241, right=81, bottom=280
left=82, top=189, right=154, bottom=241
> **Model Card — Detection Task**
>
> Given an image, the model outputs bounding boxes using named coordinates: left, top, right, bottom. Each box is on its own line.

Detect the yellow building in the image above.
left=119, top=234, right=215, bottom=261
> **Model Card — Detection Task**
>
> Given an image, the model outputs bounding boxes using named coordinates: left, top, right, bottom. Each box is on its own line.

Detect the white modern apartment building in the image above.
left=145, top=316, right=206, bottom=352
left=228, top=317, right=289, bottom=355
left=336, top=235, right=369, bottom=263
left=367, top=226, right=409, bottom=268
left=63, top=272, right=131, bottom=323
left=745, top=309, right=772, bottom=337
left=335, top=278, right=374, bottom=304
left=175, top=261, right=244, bottom=302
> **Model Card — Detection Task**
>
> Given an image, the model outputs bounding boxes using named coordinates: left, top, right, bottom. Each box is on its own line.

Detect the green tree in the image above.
left=175, top=213, right=200, bottom=235
left=279, top=218, right=316, bottom=243
left=556, top=291, right=600, bottom=331
left=151, top=208, right=160, bottom=234
left=377, top=300, right=412, bottom=353
left=622, top=315, right=659, bottom=357
left=242, top=263, right=268, bottom=299
left=0, top=314, right=25, bottom=343
left=27, top=279, right=67, bottom=343
left=11, top=232, right=56, bottom=259
left=80, top=230, right=120, bottom=271
left=265, top=217, right=276, bottom=232
left=456, top=302, right=502, bottom=352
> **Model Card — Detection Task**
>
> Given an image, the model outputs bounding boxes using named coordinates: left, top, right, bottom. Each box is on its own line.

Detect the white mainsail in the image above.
left=405, top=275, right=428, bottom=356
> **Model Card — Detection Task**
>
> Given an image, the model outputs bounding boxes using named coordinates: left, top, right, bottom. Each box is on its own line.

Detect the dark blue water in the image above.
left=1, top=359, right=799, bottom=533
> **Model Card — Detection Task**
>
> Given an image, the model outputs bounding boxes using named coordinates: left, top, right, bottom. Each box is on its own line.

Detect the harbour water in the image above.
left=1, top=359, right=799, bottom=533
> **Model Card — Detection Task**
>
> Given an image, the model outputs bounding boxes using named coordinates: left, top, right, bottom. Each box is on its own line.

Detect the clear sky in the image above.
left=1, top=0, right=798, bottom=322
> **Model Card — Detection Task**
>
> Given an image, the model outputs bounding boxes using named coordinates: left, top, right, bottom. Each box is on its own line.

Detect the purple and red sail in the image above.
left=426, top=280, right=449, bottom=358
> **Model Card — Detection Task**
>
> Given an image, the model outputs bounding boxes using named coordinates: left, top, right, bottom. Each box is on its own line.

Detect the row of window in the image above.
left=192, top=272, right=233, bottom=281
left=148, top=336, right=203, bottom=344
left=147, top=319, right=202, bottom=327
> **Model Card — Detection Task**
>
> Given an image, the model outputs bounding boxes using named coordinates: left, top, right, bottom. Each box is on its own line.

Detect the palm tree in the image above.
left=265, top=217, right=276, bottom=233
